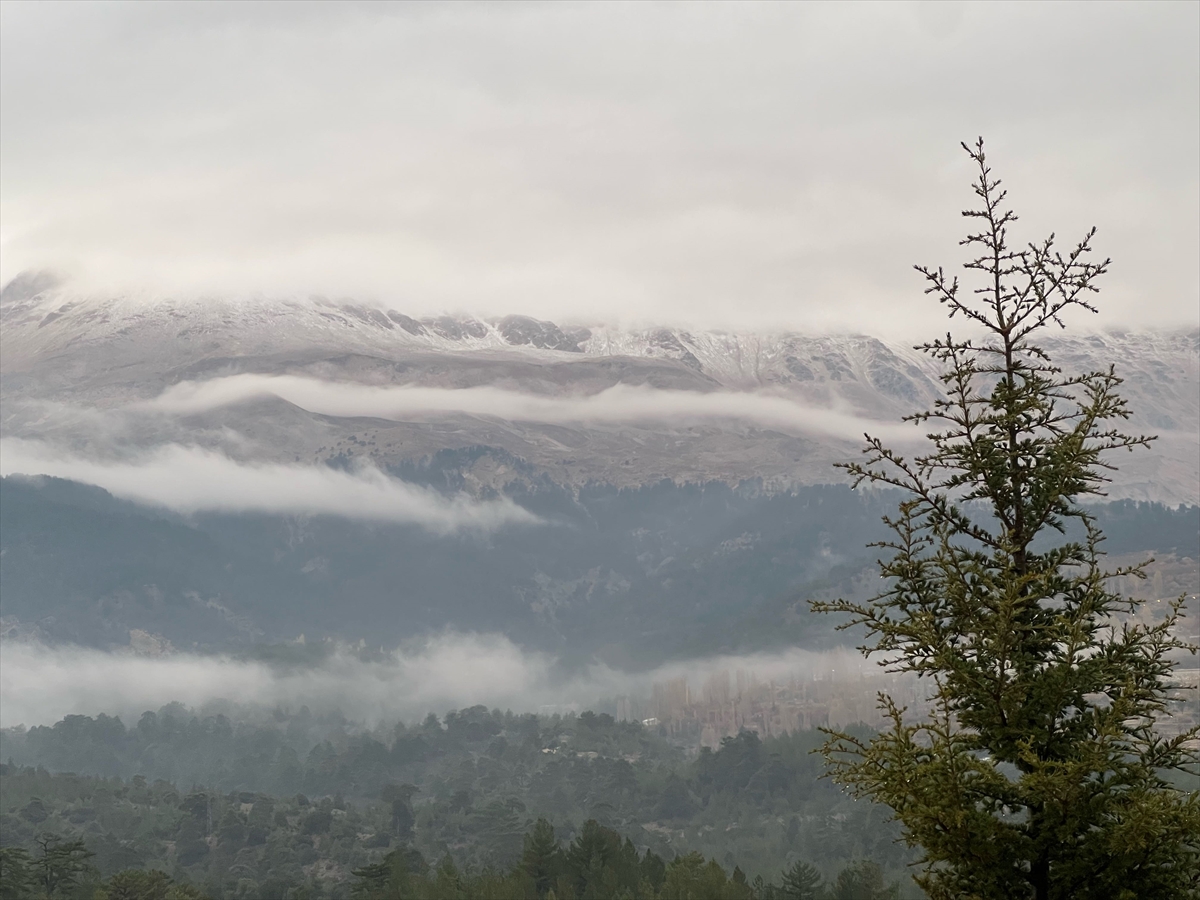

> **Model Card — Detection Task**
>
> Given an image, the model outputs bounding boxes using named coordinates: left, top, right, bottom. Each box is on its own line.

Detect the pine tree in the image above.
left=32, top=833, right=94, bottom=899
left=779, top=859, right=823, bottom=900
left=103, top=868, right=173, bottom=900
left=0, top=848, right=34, bottom=900
left=521, top=818, right=563, bottom=898
left=813, top=139, right=1200, bottom=900
left=830, top=860, right=897, bottom=900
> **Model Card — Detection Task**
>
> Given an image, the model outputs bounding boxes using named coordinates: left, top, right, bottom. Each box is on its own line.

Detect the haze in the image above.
left=0, top=635, right=875, bottom=730
left=2, top=1, right=1197, bottom=336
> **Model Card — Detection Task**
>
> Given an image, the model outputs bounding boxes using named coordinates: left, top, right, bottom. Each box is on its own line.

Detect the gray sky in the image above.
left=2, top=1, right=1196, bottom=335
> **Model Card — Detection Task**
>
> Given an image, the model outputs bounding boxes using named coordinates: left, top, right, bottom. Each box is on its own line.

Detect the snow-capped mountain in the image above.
left=3, top=272, right=1197, bottom=503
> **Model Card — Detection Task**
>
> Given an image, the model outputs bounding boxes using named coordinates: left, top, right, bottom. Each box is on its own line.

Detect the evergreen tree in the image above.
left=349, top=846, right=427, bottom=899
left=779, top=859, right=823, bottom=900
left=102, top=869, right=173, bottom=900
left=31, top=833, right=94, bottom=900
left=813, top=139, right=1200, bottom=899
left=566, top=820, right=623, bottom=898
left=639, top=848, right=667, bottom=895
left=380, top=782, right=417, bottom=839
left=0, top=848, right=34, bottom=900
left=659, top=851, right=752, bottom=900
left=431, top=855, right=463, bottom=899
left=829, top=860, right=896, bottom=900
left=521, top=818, right=563, bottom=897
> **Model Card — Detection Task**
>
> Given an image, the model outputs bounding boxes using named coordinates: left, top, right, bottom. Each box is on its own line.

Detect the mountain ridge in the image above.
left=3, top=273, right=1197, bottom=503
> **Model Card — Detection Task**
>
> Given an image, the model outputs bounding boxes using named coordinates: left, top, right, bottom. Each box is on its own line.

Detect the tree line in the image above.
left=0, top=766, right=908, bottom=899
left=1, top=708, right=913, bottom=881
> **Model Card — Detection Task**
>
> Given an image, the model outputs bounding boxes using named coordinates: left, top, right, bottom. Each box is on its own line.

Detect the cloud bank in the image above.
left=2, top=3, right=1195, bottom=336
left=144, top=374, right=918, bottom=443
left=0, top=439, right=537, bottom=532
left=0, top=634, right=878, bottom=729
left=0, top=635, right=552, bottom=729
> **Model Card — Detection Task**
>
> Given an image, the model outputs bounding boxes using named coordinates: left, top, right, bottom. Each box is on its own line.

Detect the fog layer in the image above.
left=145, top=374, right=918, bottom=442
left=0, top=439, right=538, bottom=531
left=0, top=635, right=874, bottom=729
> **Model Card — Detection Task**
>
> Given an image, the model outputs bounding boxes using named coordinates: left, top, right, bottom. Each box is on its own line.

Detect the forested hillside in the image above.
left=0, top=765, right=908, bottom=899
left=0, top=707, right=915, bottom=897
left=4, top=474, right=1192, bottom=662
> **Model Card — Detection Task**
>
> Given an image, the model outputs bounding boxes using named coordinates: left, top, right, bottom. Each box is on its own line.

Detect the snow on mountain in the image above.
left=3, top=273, right=1197, bottom=503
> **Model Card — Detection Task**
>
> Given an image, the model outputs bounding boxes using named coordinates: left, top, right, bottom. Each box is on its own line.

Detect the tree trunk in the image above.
left=1032, top=855, right=1049, bottom=900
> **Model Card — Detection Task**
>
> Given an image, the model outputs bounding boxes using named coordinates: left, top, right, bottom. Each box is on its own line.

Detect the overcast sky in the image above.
left=1, top=1, right=1196, bottom=335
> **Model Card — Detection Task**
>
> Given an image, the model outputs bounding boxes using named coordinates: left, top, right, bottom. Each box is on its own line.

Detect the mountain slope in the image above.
left=2, top=273, right=1197, bottom=501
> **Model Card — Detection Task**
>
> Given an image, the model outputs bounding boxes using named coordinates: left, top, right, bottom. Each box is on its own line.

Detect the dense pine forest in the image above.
left=0, top=706, right=916, bottom=898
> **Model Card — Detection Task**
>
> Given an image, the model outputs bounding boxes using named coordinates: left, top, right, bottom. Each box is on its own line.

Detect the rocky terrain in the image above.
left=3, top=272, right=1197, bottom=502
left=1, top=272, right=1197, bottom=657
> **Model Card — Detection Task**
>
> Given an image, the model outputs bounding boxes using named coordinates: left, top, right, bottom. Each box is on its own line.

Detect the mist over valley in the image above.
left=4, top=281, right=1195, bottom=676
left=2, top=3, right=1197, bottom=894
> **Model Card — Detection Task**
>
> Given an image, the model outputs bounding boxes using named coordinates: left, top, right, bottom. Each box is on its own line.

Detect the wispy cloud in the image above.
left=0, top=439, right=538, bottom=532
left=143, top=374, right=918, bottom=442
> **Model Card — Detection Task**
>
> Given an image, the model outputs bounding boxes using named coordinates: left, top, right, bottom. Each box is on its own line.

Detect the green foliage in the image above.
left=1, top=709, right=911, bottom=880
left=660, top=852, right=751, bottom=900
left=0, top=476, right=903, bottom=661
left=0, top=847, right=175, bottom=900
left=813, top=139, right=1200, bottom=899
left=31, top=833, right=94, bottom=899
left=779, top=860, right=822, bottom=900
left=0, top=848, right=34, bottom=900
left=98, top=869, right=174, bottom=900
left=828, top=861, right=896, bottom=900
left=520, top=819, right=564, bottom=896
left=344, top=819, right=744, bottom=899
left=0, top=765, right=910, bottom=899
left=379, top=784, right=417, bottom=840
left=348, top=846, right=429, bottom=899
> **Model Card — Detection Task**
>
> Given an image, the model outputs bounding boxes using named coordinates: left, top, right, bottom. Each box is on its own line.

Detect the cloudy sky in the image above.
left=1, top=1, right=1196, bottom=335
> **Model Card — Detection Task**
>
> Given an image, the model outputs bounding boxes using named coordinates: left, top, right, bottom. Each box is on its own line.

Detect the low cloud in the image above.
left=2, top=5, right=1196, bottom=337
left=0, top=635, right=551, bottom=729
left=144, top=374, right=917, bottom=443
left=0, top=634, right=881, bottom=729
left=0, top=439, right=538, bottom=532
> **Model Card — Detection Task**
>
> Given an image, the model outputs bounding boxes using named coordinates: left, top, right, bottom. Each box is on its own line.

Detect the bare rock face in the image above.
left=386, top=311, right=426, bottom=335
left=2, top=274, right=1196, bottom=503
left=497, top=315, right=583, bottom=352
left=646, top=329, right=702, bottom=369
left=423, top=315, right=489, bottom=341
